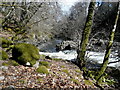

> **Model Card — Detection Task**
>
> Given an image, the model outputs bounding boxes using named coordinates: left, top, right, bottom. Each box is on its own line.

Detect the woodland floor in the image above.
left=0, top=59, right=97, bottom=89
left=0, top=59, right=119, bottom=89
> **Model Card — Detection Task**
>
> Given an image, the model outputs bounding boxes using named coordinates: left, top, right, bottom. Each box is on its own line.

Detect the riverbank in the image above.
left=0, top=59, right=99, bottom=89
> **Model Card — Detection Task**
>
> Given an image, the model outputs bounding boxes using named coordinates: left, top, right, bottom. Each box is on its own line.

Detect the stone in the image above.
left=0, top=76, right=5, bottom=80
left=56, top=41, right=78, bottom=51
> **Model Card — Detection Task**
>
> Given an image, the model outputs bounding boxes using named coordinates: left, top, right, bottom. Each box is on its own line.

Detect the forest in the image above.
left=0, top=0, right=120, bottom=89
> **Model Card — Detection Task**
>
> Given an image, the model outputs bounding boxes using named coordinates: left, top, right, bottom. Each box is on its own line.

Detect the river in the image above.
left=38, top=39, right=120, bottom=69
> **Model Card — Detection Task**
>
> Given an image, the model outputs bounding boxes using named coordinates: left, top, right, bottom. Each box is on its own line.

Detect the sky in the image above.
left=58, top=0, right=80, bottom=13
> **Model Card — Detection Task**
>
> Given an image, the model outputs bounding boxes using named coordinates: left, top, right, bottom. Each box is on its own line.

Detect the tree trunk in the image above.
left=95, top=2, right=120, bottom=84
left=77, top=0, right=95, bottom=69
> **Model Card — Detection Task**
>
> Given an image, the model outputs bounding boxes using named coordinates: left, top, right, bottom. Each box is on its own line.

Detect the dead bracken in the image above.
left=0, top=59, right=98, bottom=89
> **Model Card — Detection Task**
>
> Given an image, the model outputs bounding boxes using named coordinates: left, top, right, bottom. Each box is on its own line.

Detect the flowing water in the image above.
left=39, top=50, right=120, bottom=68
left=38, top=39, right=120, bottom=69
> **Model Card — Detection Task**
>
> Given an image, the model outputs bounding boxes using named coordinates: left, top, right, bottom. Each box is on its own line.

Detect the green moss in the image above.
left=106, top=79, right=115, bottom=85
left=39, top=61, right=49, bottom=67
left=61, top=69, right=69, bottom=75
left=52, top=58, right=62, bottom=61
left=77, top=1, right=95, bottom=69
left=2, top=62, right=9, bottom=66
left=70, top=78, right=79, bottom=84
left=87, top=70, right=96, bottom=79
left=9, top=60, right=19, bottom=66
left=75, top=69, right=82, bottom=73
left=19, top=80, right=25, bottom=84
left=2, top=60, right=19, bottom=66
left=0, top=53, right=1, bottom=60
left=61, top=65, right=65, bottom=68
left=0, top=50, right=9, bottom=60
left=12, top=43, right=40, bottom=66
left=37, top=78, right=43, bottom=82
left=36, top=65, right=49, bottom=74
left=84, top=80, right=94, bottom=86
left=39, top=54, right=46, bottom=59
left=0, top=37, right=13, bottom=48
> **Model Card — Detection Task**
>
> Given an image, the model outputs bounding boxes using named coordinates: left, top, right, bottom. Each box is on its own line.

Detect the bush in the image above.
left=12, top=43, right=40, bottom=66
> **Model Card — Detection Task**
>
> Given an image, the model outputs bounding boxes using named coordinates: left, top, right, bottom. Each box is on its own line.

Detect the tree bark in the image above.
left=95, top=1, right=120, bottom=84
left=77, top=0, right=95, bottom=69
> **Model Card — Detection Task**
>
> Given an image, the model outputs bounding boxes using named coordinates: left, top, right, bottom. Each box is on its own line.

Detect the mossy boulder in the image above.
left=12, top=43, right=40, bottom=66
left=0, top=50, right=9, bottom=60
left=0, top=37, right=13, bottom=48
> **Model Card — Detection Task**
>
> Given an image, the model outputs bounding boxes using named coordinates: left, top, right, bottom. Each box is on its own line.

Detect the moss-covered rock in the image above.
left=12, top=43, right=40, bottom=66
left=36, top=65, right=49, bottom=74
left=0, top=37, right=13, bottom=48
left=0, top=50, right=9, bottom=60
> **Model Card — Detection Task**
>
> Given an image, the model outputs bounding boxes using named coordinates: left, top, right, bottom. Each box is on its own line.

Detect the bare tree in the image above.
left=95, top=1, right=120, bottom=85
left=77, top=0, right=96, bottom=71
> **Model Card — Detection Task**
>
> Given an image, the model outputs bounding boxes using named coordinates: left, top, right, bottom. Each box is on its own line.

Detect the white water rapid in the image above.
left=39, top=50, right=120, bottom=68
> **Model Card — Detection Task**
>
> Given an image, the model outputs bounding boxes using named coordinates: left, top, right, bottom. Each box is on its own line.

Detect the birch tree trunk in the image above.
left=95, top=1, right=120, bottom=84
left=77, top=0, right=95, bottom=69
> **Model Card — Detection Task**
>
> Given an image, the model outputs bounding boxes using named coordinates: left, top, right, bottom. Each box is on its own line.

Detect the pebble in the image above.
left=0, top=66, right=8, bottom=70
left=33, top=61, right=39, bottom=68
left=26, top=62, right=30, bottom=66
left=0, top=76, right=5, bottom=80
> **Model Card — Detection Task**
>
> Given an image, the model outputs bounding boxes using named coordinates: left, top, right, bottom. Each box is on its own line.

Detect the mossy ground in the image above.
left=0, top=50, right=9, bottom=60
left=2, top=60, right=19, bottom=66
left=0, top=37, right=13, bottom=48
left=75, top=69, right=82, bottom=73
left=36, top=65, right=49, bottom=74
left=61, top=69, right=70, bottom=75
left=84, top=80, right=94, bottom=87
left=70, top=78, right=80, bottom=84
left=39, top=61, right=50, bottom=68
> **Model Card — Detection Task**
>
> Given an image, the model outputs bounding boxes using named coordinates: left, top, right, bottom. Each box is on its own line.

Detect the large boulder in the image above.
left=12, top=43, right=40, bottom=66
left=56, top=41, right=78, bottom=51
